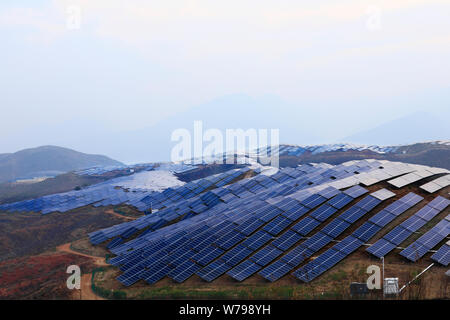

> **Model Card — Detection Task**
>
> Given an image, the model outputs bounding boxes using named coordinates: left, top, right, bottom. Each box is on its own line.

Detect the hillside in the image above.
left=0, top=146, right=122, bottom=183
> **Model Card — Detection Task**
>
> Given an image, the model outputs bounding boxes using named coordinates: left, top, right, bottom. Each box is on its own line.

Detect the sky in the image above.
left=1, top=0, right=449, bottom=162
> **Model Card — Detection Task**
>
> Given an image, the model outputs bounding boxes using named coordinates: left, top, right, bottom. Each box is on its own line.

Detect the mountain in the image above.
left=0, top=146, right=123, bottom=183
left=102, top=94, right=323, bottom=163
left=343, top=111, right=450, bottom=145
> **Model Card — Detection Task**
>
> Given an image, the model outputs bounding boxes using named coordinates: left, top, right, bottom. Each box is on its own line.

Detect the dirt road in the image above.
left=105, top=209, right=137, bottom=220
left=57, top=243, right=108, bottom=300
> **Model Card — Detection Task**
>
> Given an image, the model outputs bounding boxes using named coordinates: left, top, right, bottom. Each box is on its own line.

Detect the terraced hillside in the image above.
left=80, top=159, right=449, bottom=299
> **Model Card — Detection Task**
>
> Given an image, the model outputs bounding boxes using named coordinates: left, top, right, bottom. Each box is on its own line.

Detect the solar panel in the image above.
left=227, top=260, right=262, bottom=281
left=302, top=232, right=333, bottom=252
left=401, top=215, right=427, bottom=232
left=368, top=210, right=397, bottom=228
left=235, top=217, right=265, bottom=236
left=343, top=185, right=368, bottom=198
left=272, top=229, right=303, bottom=251
left=321, top=218, right=351, bottom=238
left=197, top=259, right=232, bottom=282
left=216, top=230, right=246, bottom=250
left=333, top=236, right=364, bottom=255
left=250, top=245, right=283, bottom=267
left=293, top=248, right=346, bottom=282
left=371, top=189, right=396, bottom=201
left=353, top=222, right=381, bottom=242
left=301, top=194, right=327, bottom=209
left=291, top=217, right=321, bottom=236
left=241, top=230, right=273, bottom=251
left=309, top=204, right=338, bottom=222
left=258, top=260, right=294, bottom=282
left=427, top=196, right=450, bottom=211
left=169, top=260, right=202, bottom=283
left=366, top=238, right=397, bottom=258
left=193, top=246, right=225, bottom=266
left=339, top=206, right=368, bottom=224
left=281, top=244, right=314, bottom=267
left=414, top=205, right=440, bottom=221
left=327, top=193, right=353, bottom=209
left=221, top=244, right=253, bottom=266
left=399, top=244, right=430, bottom=262
left=431, top=243, right=449, bottom=266
left=355, top=196, right=381, bottom=212
left=383, top=225, right=413, bottom=245
left=263, top=216, right=292, bottom=235
left=384, top=201, right=411, bottom=216
left=280, top=204, right=310, bottom=221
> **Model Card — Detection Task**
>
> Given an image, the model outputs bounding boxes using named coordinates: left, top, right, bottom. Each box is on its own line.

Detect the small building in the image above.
left=384, top=278, right=399, bottom=297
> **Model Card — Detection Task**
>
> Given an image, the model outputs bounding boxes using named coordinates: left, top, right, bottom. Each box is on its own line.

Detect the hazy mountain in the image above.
left=0, top=146, right=123, bottom=183
left=344, top=112, right=450, bottom=146
left=103, top=94, right=323, bottom=163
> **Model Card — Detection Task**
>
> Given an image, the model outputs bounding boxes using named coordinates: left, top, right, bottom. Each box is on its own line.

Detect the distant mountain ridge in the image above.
left=0, top=146, right=122, bottom=183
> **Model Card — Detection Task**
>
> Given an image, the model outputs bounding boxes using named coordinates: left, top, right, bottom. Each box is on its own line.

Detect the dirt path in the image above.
left=105, top=209, right=137, bottom=220
left=57, top=243, right=107, bottom=300
left=57, top=243, right=109, bottom=267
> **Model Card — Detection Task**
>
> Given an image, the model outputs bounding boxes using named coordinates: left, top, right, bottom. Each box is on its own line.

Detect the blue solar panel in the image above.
left=414, top=205, right=440, bottom=221
left=384, top=201, right=411, bottom=216
left=383, top=225, right=412, bottom=245
left=301, top=194, right=327, bottom=209
left=250, top=245, right=283, bottom=267
left=333, top=236, right=363, bottom=255
left=291, top=217, right=321, bottom=236
left=401, top=215, right=427, bottom=232
left=256, top=205, right=283, bottom=222
left=197, top=259, right=232, bottom=282
left=241, top=230, right=273, bottom=251
left=272, top=229, right=303, bottom=251
left=427, top=196, right=450, bottom=211
left=355, top=196, right=381, bottom=212
left=339, top=206, right=368, bottom=224
left=343, top=185, right=368, bottom=198
left=399, top=244, right=430, bottom=262
left=368, top=210, right=396, bottom=227
left=399, top=192, right=424, bottom=207
left=169, top=260, right=201, bottom=283
left=352, top=222, right=381, bottom=242
left=227, top=260, right=262, bottom=281
left=293, top=248, right=346, bottom=282
left=281, top=244, right=314, bottom=267
left=215, top=230, right=246, bottom=250
left=366, top=238, right=397, bottom=258
left=309, top=204, right=338, bottom=222
left=321, top=219, right=351, bottom=238
left=221, top=244, right=253, bottom=266
left=431, top=243, right=449, bottom=266
left=236, top=217, right=265, bottom=236
left=258, top=260, right=294, bottom=282
left=302, top=232, right=333, bottom=252
left=327, top=193, right=353, bottom=209
left=280, top=204, right=310, bottom=221
left=263, top=216, right=292, bottom=235
left=145, top=264, right=172, bottom=284
left=192, top=246, right=225, bottom=266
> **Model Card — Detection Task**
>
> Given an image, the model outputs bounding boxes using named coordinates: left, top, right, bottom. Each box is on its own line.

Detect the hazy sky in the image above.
left=1, top=0, right=449, bottom=160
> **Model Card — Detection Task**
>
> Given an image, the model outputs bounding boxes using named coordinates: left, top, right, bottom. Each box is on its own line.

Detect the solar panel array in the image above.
left=420, top=174, right=450, bottom=193
left=294, top=192, right=424, bottom=282
left=431, top=240, right=450, bottom=266
left=367, top=196, right=449, bottom=258
left=0, top=167, right=251, bottom=215
left=89, top=160, right=387, bottom=246
left=399, top=213, right=450, bottom=262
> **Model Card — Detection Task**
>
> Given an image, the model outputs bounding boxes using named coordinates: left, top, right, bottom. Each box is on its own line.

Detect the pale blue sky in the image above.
left=1, top=1, right=449, bottom=162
